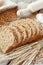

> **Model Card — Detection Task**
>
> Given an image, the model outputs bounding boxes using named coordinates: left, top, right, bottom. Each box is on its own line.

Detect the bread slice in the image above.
left=13, top=19, right=36, bottom=42
left=9, top=18, right=43, bottom=41
left=31, top=19, right=40, bottom=40
left=9, top=21, right=28, bottom=44
left=26, top=19, right=37, bottom=40
left=20, top=24, right=31, bottom=42
left=0, top=26, right=17, bottom=53
left=26, top=19, right=40, bottom=40
left=26, top=22, right=36, bottom=42
left=9, top=26, right=22, bottom=44
left=17, top=25, right=28, bottom=44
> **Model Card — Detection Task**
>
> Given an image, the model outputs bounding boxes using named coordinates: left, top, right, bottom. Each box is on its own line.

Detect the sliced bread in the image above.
left=0, top=26, right=17, bottom=53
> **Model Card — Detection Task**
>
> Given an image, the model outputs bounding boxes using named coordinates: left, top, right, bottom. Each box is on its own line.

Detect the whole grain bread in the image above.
left=0, top=18, right=43, bottom=53
left=0, top=8, right=18, bottom=25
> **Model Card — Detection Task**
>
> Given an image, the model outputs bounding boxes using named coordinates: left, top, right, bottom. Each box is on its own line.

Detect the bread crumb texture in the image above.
left=0, top=8, right=18, bottom=25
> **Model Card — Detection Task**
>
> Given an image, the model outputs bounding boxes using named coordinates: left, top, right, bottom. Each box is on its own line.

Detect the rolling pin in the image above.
left=17, top=0, right=43, bottom=17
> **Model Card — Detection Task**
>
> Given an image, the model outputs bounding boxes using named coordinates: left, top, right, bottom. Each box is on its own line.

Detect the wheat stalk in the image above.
left=12, top=48, right=37, bottom=65
left=0, top=39, right=43, bottom=65
left=9, top=39, right=43, bottom=65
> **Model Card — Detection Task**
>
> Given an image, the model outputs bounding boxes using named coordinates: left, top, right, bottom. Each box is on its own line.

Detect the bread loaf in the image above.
left=0, top=8, right=18, bottom=25
left=0, top=18, right=43, bottom=53
left=0, top=0, right=18, bottom=25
